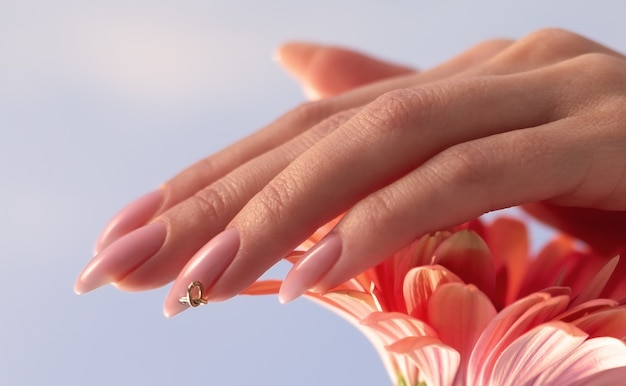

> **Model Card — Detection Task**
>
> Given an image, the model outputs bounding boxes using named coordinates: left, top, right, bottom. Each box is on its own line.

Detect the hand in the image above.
left=75, top=29, right=626, bottom=317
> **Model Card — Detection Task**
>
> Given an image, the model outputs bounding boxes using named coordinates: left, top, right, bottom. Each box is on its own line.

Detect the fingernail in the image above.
left=75, top=222, right=167, bottom=294
left=278, top=234, right=342, bottom=304
left=163, top=228, right=240, bottom=318
left=93, top=190, right=164, bottom=256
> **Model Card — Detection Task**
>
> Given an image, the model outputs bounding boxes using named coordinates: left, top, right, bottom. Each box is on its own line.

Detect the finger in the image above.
left=91, top=39, right=514, bottom=255
left=75, top=109, right=359, bottom=294
left=308, top=111, right=626, bottom=293
left=277, top=42, right=414, bottom=99
left=479, top=29, right=626, bottom=75
left=162, top=69, right=565, bottom=315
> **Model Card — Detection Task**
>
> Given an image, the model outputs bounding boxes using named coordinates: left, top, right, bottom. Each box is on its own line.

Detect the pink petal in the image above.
left=388, top=336, right=460, bottom=386
left=311, top=290, right=379, bottom=321
left=468, top=292, right=570, bottom=385
left=361, top=312, right=438, bottom=385
left=569, top=367, right=626, bottom=386
left=534, top=335, right=626, bottom=385
left=490, top=321, right=587, bottom=385
left=432, top=230, right=496, bottom=297
left=427, top=283, right=496, bottom=380
left=361, top=312, right=438, bottom=344
left=570, top=256, right=620, bottom=307
left=403, top=265, right=463, bottom=321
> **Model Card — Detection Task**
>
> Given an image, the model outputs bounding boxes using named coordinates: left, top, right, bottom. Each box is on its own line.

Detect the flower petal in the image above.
left=432, top=230, right=496, bottom=297
left=388, top=336, right=460, bottom=386
left=361, top=312, right=438, bottom=385
left=518, top=235, right=576, bottom=297
left=486, top=217, right=529, bottom=303
left=570, top=256, right=620, bottom=307
left=374, top=232, right=451, bottom=312
left=533, top=335, right=626, bottom=385
left=403, top=265, right=463, bottom=321
left=490, top=321, right=587, bottom=386
left=558, top=298, right=619, bottom=322
left=572, top=307, right=626, bottom=339
left=569, top=367, right=626, bottom=386
left=306, top=294, right=416, bottom=385
left=241, top=279, right=281, bottom=295
left=312, top=290, right=379, bottom=321
left=427, top=283, right=496, bottom=379
left=468, top=292, right=570, bottom=385
left=361, top=312, right=438, bottom=344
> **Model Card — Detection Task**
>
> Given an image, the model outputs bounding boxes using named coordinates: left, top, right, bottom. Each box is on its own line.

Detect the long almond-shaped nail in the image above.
left=278, top=234, right=342, bottom=304
left=75, top=222, right=167, bottom=294
left=93, top=190, right=164, bottom=256
left=163, top=228, right=240, bottom=318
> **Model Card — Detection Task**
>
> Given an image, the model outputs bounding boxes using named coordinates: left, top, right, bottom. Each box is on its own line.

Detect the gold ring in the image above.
left=178, top=281, right=208, bottom=307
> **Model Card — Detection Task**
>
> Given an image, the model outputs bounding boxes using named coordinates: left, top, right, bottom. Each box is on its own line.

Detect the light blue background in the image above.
left=1, top=1, right=624, bottom=385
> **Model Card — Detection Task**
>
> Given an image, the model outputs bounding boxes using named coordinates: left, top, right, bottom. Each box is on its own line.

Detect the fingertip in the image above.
left=93, top=189, right=164, bottom=256
left=275, top=42, right=321, bottom=79
left=278, top=234, right=343, bottom=304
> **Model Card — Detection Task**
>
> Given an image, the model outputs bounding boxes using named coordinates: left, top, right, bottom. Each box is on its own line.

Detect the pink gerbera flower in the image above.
left=244, top=218, right=626, bottom=385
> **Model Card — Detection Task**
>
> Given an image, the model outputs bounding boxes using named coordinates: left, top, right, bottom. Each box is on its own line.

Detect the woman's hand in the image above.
left=75, top=29, right=626, bottom=317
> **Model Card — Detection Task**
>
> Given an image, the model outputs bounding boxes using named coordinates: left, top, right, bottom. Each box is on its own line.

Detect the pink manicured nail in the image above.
left=75, top=223, right=167, bottom=294
left=163, top=228, right=241, bottom=318
left=93, top=190, right=163, bottom=256
left=278, top=234, right=342, bottom=304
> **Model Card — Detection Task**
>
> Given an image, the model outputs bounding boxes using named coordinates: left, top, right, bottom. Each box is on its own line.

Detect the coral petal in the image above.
left=573, top=308, right=626, bottom=339
left=558, top=298, right=619, bottom=323
left=403, top=265, right=463, bottom=320
left=241, top=280, right=282, bottom=295
left=432, top=230, right=496, bottom=297
left=570, top=256, right=620, bottom=307
left=427, top=283, right=496, bottom=379
left=486, top=217, right=529, bottom=302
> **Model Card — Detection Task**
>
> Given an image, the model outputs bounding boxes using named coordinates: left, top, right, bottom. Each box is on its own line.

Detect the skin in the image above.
left=85, top=28, right=626, bottom=302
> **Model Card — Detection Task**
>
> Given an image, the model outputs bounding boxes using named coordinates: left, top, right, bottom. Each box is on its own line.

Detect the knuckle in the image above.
left=503, top=28, right=590, bottom=65
left=433, top=143, right=492, bottom=188
left=470, top=38, right=515, bottom=54
left=523, top=28, right=582, bottom=46
left=356, top=88, right=438, bottom=136
left=191, top=181, right=235, bottom=218
left=312, top=108, right=358, bottom=137
left=253, top=173, right=300, bottom=221
left=286, top=99, right=332, bottom=129
left=352, top=191, right=398, bottom=230
left=565, top=53, right=626, bottom=110
left=573, top=53, right=626, bottom=82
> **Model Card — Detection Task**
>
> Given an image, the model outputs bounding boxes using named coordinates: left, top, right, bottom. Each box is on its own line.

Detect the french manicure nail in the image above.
left=75, top=222, right=167, bottom=294
left=163, top=228, right=240, bottom=318
left=93, top=190, right=164, bottom=256
left=278, top=234, right=342, bottom=304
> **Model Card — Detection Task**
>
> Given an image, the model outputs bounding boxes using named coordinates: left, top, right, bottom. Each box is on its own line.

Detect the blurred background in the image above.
left=1, top=1, right=625, bottom=385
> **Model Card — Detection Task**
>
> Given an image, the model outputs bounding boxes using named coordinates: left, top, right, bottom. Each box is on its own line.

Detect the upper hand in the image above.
left=75, top=29, right=626, bottom=316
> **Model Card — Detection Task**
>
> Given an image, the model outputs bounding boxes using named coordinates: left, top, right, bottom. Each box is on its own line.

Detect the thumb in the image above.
left=276, top=42, right=415, bottom=99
